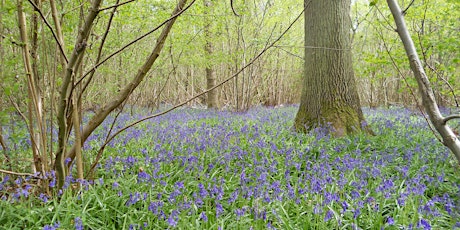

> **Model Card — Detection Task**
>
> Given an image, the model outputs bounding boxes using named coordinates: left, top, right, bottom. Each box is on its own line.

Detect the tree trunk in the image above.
left=294, top=0, right=370, bottom=136
left=55, top=0, right=104, bottom=188
left=204, top=0, right=219, bottom=109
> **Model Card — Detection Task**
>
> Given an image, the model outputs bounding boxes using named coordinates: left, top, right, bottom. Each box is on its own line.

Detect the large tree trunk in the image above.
left=204, top=0, right=218, bottom=109
left=294, top=0, right=370, bottom=136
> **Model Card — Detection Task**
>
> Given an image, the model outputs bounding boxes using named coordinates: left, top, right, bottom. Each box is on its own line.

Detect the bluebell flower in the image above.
left=228, top=190, right=238, bottom=204
left=341, top=201, right=349, bottom=213
left=137, top=171, right=150, bottom=182
left=215, top=202, right=223, bottom=217
left=417, top=219, right=431, bottom=230
left=74, top=217, right=83, bottom=230
left=324, top=210, right=333, bottom=222
left=126, top=192, right=141, bottom=206
left=112, top=182, right=119, bottom=189
left=167, top=210, right=178, bottom=227
left=198, top=183, right=208, bottom=198
left=235, top=207, right=245, bottom=219
left=200, top=211, right=208, bottom=222
left=39, top=193, right=49, bottom=203
left=43, top=222, right=60, bottom=230
left=353, top=208, right=361, bottom=219
left=387, top=217, right=394, bottom=225
left=455, top=222, right=460, bottom=228
left=175, top=181, right=184, bottom=189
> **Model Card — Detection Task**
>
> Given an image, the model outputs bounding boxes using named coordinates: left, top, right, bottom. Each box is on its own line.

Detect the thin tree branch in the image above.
left=26, top=0, right=69, bottom=63
left=230, top=0, right=240, bottom=17
left=443, top=115, right=460, bottom=124
left=66, top=0, right=192, bottom=164
left=375, top=5, right=397, bottom=32
left=80, top=0, right=120, bottom=98
left=387, top=0, right=460, bottom=164
left=77, top=0, right=197, bottom=87
left=375, top=28, right=441, bottom=142
left=402, top=0, right=415, bottom=15
left=0, top=168, right=39, bottom=178
left=98, top=0, right=136, bottom=12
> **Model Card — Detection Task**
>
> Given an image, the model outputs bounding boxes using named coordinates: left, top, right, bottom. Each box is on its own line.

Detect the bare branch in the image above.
left=98, top=0, right=137, bottom=12
left=230, top=0, right=240, bottom=17
left=26, top=0, right=68, bottom=63
left=77, top=0, right=197, bottom=86
left=80, top=0, right=120, bottom=98
left=0, top=168, right=39, bottom=178
left=402, top=0, right=415, bottom=15
left=375, top=28, right=441, bottom=142
left=66, top=0, right=193, bottom=165
left=273, top=45, right=303, bottom=60
left=444, top=115, right=460, bottom=124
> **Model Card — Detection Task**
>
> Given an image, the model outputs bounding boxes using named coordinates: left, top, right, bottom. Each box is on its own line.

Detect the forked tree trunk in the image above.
left=294, top=0, right=371, bottom=136
left=55, top=0, right=104, bottom=188
left=387, top=0, right=460, bottom=164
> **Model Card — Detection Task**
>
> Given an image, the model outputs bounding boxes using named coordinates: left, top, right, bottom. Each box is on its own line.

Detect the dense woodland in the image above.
left=1, top=0, right=458, bottom=112
left=0, top=0, right=460, bottom=229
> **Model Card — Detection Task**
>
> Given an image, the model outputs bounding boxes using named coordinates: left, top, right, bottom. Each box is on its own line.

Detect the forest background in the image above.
left=1, top=0, right=458, bottom=114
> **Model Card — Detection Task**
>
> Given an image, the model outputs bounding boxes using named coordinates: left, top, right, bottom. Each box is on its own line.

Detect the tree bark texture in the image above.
left=294, top=0, right=369, bottom=136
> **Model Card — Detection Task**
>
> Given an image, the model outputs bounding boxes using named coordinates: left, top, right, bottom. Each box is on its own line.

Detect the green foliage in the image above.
left=352, top=0, right=459, bottom=107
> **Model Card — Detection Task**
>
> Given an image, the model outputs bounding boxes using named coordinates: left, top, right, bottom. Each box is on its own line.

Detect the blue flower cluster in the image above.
left=1, top=106, right=459, bottom=229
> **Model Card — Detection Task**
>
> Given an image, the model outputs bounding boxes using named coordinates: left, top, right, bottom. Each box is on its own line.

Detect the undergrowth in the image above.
left=1, top=106, right=459, bottom=229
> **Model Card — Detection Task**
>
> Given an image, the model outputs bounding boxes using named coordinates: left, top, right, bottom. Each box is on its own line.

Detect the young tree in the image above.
left=386, top=0, right=460, bottom=164
left=294, top=0, right=370, bottom=136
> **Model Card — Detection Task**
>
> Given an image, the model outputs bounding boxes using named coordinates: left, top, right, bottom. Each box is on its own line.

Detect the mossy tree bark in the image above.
left=294, top=0, right=370, bottom=136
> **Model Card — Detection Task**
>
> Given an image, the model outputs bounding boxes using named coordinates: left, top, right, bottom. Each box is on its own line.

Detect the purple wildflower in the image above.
left=417, top=219, right=431, bottom=230
left=112, top=182, right=119, bottom=189
left=167, top=210, right=178, bottom=227
left=198, top=183, right=208, bottom=198
left=43, top=222, right=60, bottom=230
left=353, top=208, right=361, bottom=219
left=200, top=211, right=208, bottom=222
left=75, top=217, right=83, bottom=230
left=39, top=193, right=49, bottom=203
left=324, top=210, right=333, bottom=222
left=148, top=201, right=163, bottom=215
left=216, top=202, right=224, bottom=217
left=341, top=201, right=349, bottom=213
left=387, top=217, right=394, bottom=225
